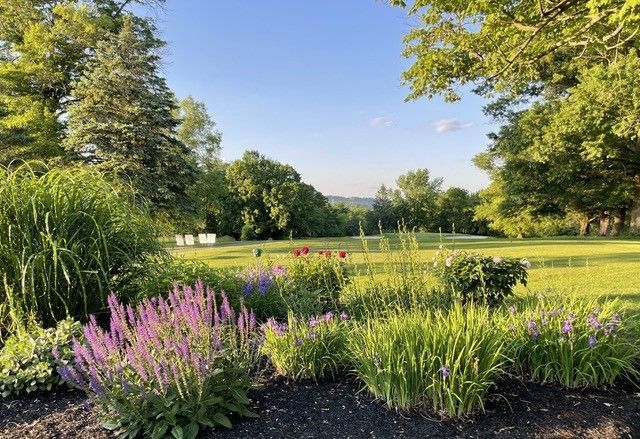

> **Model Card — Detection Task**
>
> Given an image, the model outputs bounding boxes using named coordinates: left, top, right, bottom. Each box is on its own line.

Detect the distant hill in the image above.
left=326, top=195, right=375, bottom=208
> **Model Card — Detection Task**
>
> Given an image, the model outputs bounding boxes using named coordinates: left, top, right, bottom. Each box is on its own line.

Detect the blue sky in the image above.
left=153, top=0, right=495, bottom=197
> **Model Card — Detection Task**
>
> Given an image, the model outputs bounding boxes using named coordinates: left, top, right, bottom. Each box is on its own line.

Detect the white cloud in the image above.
left=433, top=118, right=473, bottom=133
left=369, top=116, right=393, bottom=127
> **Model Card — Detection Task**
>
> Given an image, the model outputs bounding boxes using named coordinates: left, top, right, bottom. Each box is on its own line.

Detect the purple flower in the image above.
left=257, top=273, right=272, bottom=294
left=527, top=320, right=540, bottom=341
left=587, top=314, right=602, bottom=330
left=307, top=331, right=317, bottom=340
left=439, top=365, right=450, bottom=378
left=308, top=316, right=319, bottom=328
left=561, top=319, right=573, bottom=334
left=508, top=304, right=517, bottom=315
left=588, top=334, right=597, bottom=348
left=340, top=311, right=349, bottom=321
left=323, top=311, right=334, bottom=322
left=60, top=281, right=259, bottom=405
left=293, top=338, right=302, bottom=347
left=272, top=265, right=287, bottom=277
left=243, top=282, right=254, bottom=296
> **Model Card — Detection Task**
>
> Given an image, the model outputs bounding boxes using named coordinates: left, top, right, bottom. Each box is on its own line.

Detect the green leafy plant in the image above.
left=261, top=311, right=350, bottom=380
left=499, top=294, right=640, bottom=388
left=0, top=163, right=160, bottom=328
left=0, top=318, right=82, bottom=397
left=136, top=255, right=243, bottom=304
left=433, top=248, right=529, bottom=304
left=58, top=283, right=261, bottom=438
left=348, top=304, right=505, bottom=418
left=287, top=247, right=351, bottom=311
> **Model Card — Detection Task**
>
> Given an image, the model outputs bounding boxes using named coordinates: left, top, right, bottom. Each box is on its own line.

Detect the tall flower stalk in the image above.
left=57, top=281, right=260, bottom=438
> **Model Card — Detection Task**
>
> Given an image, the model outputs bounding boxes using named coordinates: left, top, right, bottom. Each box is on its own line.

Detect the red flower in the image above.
left=325, top=250, right=332, bottom=257
left=293, top=249, right=301, bottom=257
left=301, top=246, right=310, bottom=255
left=318, top=251, right=324, bottom=255
left=338, top=250, right=347, bottom=259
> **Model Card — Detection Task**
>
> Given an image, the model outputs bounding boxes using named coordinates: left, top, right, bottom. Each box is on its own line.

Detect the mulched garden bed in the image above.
left=1, top=377, right=639, bottom=439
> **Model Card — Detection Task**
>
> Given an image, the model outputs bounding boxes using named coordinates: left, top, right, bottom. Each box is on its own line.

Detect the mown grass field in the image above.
left=171, top=234, right=640, bottom=312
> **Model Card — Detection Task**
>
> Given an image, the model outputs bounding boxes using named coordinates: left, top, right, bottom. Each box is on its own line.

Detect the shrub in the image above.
left=499, top=295, right=640, bottom=388
left=0, top=318, right=82, bottom=397
left=348, top=304, right=505, bottom=418
left=261, top=311, right=350, bottom=380
left=57, top=282, right=261, bottom=438
left=240, top=263, right=323, bottom=320
left=433, top=249, right=529, bottom=305
left=287, top=247, right=351, bottom=310
left=136, top=255, right=243, bottom=304
left=240, top=224, right=257, bottom=241
left=0, top=163, right=160, bottom=328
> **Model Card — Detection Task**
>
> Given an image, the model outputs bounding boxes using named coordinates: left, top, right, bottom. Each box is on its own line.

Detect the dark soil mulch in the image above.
left=1, top=377, right=639, bottom=439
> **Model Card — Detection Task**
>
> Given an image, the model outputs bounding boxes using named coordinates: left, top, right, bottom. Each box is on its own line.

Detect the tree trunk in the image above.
left=598, top=212, right=610, bottom=237
left=631, top=202, right=640, bottom=234
left=579, top=218, right=591, bottom=236
left=611, top=208, right=627, bottom=237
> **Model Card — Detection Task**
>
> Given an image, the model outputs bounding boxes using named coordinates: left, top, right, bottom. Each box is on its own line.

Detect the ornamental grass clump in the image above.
left=57, top=281, right=260, bottom=439
left=262, top=311, right=350, bottom=380
left=0, top=163, right=160, bottom=329
left=341, top=229, right=441, bottom=319
left=349, top=304, right=505, bottom=419
left=499, top=295, right=639, bottom=388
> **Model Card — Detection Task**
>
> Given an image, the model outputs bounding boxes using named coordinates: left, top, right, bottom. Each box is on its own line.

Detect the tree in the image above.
left=188, top=161, right=242, bottom=236
left=175, top=96, right=222, bottom=166
left=225, top=151, right=336, bottom=239
left=0, top=0, right=162, bottom=164
left=369, top=185, right=397, bottom=231
left=390, top=0, right=640, bottom=101
left=434, top=187, right=479, bottom=234
left=64, top=17, right=197, bottom=211
left=540, top=53, right=640, bottom=233
left=394, top=168, right=443, bottom=230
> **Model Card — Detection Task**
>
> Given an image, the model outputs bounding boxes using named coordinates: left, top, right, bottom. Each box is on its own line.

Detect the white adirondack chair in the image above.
left=184, top=234, right=195, bottom=246
left=175, top=234, right=185, bottom=246
left=206, top=233, right=217, bottom=244
left=198, top=233, right=207, bottom=245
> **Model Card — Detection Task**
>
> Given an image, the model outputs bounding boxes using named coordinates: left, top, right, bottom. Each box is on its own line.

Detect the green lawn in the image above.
left=171, top=234, right=640, bottom=312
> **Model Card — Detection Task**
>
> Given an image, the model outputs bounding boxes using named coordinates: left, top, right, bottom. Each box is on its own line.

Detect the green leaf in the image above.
left=212, top=412, right=232, bottom=429
left=171, top=425, right=183, bottom=439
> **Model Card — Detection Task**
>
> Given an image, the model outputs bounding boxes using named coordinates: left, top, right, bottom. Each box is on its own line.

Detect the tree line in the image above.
left=2, top=0, right=638, bottom=239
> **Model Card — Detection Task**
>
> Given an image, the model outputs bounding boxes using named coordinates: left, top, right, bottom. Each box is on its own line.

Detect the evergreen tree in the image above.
left=64, top=17, right=197, bottom=211
left=370, top=185, right=397, bottom=231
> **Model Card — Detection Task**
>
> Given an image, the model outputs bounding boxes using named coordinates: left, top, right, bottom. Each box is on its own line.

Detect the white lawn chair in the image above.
left=206, top=233, right=216, bottom=245
left=175, top=234, right=185, bottom=246
left=198, top=233, right=207, bottom=245
left=184, top=234, right=195, bottom=246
